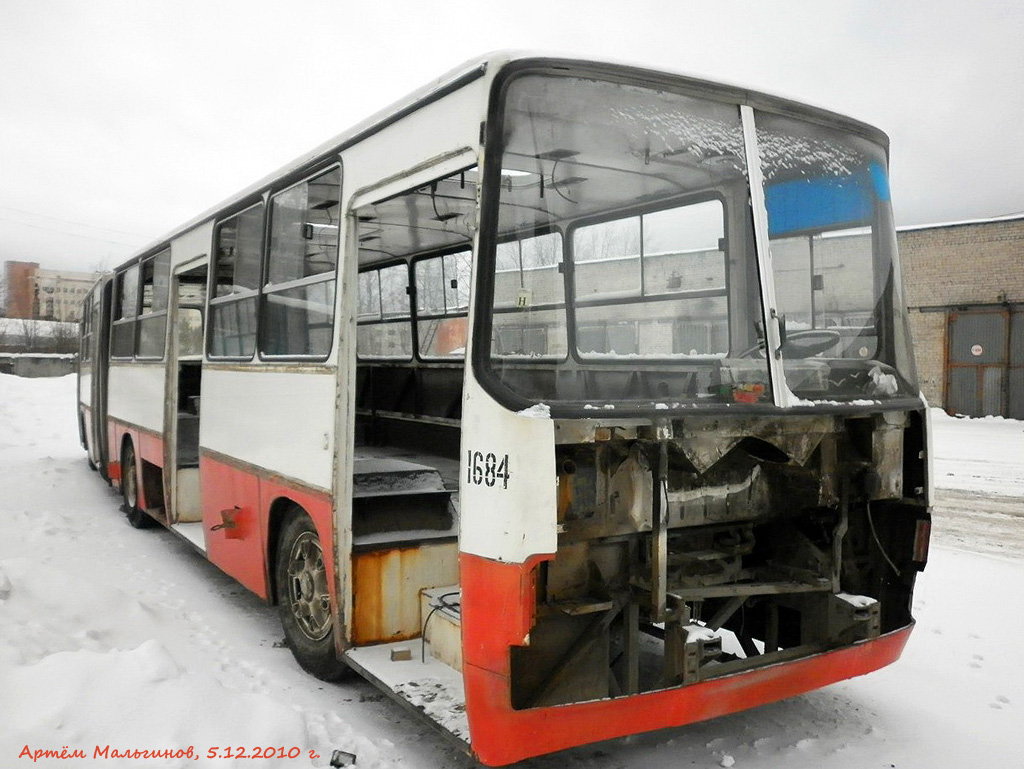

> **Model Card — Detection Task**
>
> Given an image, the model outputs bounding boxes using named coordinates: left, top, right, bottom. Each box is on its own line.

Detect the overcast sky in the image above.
left=1, top=0, right=1022, bottom=273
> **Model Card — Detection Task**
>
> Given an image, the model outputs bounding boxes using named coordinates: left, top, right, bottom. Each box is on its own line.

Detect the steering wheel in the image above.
left=740, top=329, right=842, bottom=359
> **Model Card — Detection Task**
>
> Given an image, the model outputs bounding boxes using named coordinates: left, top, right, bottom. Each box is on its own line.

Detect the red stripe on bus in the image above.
left=460, top=552, right=913, bottom=767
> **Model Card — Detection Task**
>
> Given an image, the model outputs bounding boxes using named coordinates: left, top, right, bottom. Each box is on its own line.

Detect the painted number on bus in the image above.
left=467, top=450, right=510, bottom=489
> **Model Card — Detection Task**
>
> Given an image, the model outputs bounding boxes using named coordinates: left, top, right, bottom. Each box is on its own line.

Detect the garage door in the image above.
left=946, top=309, right=1024, bottom=418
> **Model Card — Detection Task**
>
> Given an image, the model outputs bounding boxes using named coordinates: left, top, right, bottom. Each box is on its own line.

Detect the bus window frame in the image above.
left=562, top=191, right=732, bottom=364
left=355, top=260, right=414, bottom=363
left=206, top=199, right=265, bottom=362
left=488, top=226, right=567, bottom=363
left=410, top=244, right=473, bottom=362
left=110, top=262, right=141, bottom=360
left=258, top=163, right=343, bottom=363
left=136, top=247, right=172, bottom=361
left=80, top=291, right=93, bottom=363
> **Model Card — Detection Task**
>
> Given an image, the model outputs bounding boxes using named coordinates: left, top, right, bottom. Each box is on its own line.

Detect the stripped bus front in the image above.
left=77, top=53, right=930, bottom=766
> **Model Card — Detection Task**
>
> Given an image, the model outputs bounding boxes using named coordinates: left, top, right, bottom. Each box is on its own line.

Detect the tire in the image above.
left=275, top=511, right=348, bottom=681
left=121, top=443, right=154, bottom=529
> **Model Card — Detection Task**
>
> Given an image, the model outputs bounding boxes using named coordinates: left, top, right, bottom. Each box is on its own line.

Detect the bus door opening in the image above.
left=347, top=168, right=476, bottom=652
left=168, top=262, right=207, bottom=546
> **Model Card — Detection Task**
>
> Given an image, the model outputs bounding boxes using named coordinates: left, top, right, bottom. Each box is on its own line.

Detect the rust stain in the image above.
left=351, top=544, right=459, bottom=645
left=352, top=547, right=419, bottom=645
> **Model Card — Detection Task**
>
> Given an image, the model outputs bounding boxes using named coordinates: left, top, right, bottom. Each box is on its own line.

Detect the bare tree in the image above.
left=17, top=317, right=37, bottom=352
left=50, top=321, right=80, bottom=355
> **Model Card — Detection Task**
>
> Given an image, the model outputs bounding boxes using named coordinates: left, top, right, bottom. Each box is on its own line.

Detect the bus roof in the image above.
left=118, top=51, right=889, bottom=269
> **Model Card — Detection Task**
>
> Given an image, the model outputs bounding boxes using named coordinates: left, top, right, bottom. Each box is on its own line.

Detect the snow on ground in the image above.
left=929, top=408, right=1024, bottom=559
left=931, top=409, right=1024, bottom=497
left=0, top=374, right=1021, bottom=768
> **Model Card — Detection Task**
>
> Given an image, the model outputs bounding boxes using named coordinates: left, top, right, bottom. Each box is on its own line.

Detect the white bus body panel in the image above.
left=78, top=370, right=96, bottom=459
left=340, top=77, right=487, bottom=205
left=169, top=222, right=213, bottom=270
left=459, top=374, right=557, bottom=563
left=78, top=371, right=92, bottom=408
left=107, top=364, right=165, bottom=433
left=200, top=368, right=336, bottom=491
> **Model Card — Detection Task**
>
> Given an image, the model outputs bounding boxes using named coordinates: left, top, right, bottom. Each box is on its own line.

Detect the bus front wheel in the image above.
left=121, top=443, right=154, bottom=529
left=275, top=511, right=348, bottom=681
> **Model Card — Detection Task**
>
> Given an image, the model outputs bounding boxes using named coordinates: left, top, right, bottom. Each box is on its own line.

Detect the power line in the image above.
left=0, top=203, right=155, bottom=240
left=0, top=215, right=149, bottom=248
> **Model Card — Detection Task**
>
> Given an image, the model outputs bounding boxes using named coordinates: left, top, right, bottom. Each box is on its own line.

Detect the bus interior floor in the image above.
left=344, top=639, right=470, bottom=745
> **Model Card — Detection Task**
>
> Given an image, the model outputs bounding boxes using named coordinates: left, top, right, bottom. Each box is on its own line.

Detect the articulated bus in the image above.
left=78, top=53, right=931, bottom=765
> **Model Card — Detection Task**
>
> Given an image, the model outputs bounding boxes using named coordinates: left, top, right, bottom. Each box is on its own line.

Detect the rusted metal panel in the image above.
left=352, top=542, right=459, bottom=644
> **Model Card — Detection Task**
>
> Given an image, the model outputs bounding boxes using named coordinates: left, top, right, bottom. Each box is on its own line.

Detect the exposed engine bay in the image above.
left=510, top=411, right=930, bottom=708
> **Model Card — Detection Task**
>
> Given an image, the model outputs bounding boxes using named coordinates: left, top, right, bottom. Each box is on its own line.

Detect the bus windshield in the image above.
left=477, top=70, right=918, bottom=412
left=757, top=110, right=918, bottom=402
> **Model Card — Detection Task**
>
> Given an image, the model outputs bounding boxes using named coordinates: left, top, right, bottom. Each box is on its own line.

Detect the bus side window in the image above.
left=81, top=293, right=92, bottom=363
left=137, top=248, right=171, bottom=359
left=110, top=264, right=139, bottom=359
left=356, top=264, right=413, bottom=360
left=208, top=203, right=263, bottom=359
left=415, top=249, right=470, bottom=358
left=491, top=232, right=565, bottom=358
left=261, top=167, right=341, bottom=359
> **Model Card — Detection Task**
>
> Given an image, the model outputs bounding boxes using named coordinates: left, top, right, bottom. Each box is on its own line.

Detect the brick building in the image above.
left=898, top=214, right=1024, bottom=418
left=3, top=260, right=101, bottom=323
left=3, top=260, right=38, bottom=318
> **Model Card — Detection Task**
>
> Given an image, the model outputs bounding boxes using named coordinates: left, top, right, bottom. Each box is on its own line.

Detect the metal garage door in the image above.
left=946, top=309, right=1024, bottom=418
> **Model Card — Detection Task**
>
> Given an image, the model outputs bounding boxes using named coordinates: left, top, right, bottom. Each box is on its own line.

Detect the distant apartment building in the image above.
left=3, top=260, right=102, bottom=323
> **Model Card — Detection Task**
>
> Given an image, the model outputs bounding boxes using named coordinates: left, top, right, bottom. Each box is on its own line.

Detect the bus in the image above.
left=77, top=52, right=931, bottom=766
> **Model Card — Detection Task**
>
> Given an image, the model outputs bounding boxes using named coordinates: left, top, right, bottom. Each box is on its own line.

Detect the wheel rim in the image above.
left=123, top=452, right=138, bottom=509
left=286, top=530, right=332, bottom=641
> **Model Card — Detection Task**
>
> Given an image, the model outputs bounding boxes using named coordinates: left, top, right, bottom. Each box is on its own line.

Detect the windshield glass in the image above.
left=480, top=73, right=771, bottom=411
left=756, top=111, right=918, bottom=401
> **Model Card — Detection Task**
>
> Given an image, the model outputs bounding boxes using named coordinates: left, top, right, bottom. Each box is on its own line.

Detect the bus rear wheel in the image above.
left=275, top=511, right=347, bottom=681
left=121, top=443, right=154, bottom=529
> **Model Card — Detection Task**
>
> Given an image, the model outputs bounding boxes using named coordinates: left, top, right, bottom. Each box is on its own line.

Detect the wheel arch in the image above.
left=118, top=432, right=136, bottom=486
left=266, top=496, right=307, bottom=607
left=120, top=432, right=134, bottom=460
left=268, top=493, right=348, bottom=680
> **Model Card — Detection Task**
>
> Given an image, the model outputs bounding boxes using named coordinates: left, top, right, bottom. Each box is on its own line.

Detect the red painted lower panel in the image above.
left=200, top=454, right=335, bottom=607
left=107, top=420, right=122, bottom=481
left=460, top=552, right=913, bottom=767
left=100, top=421, right=337, bottom=621
left=200, top=456, right=266, bottom=597
left=138, top=430, right=164, bottom=468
